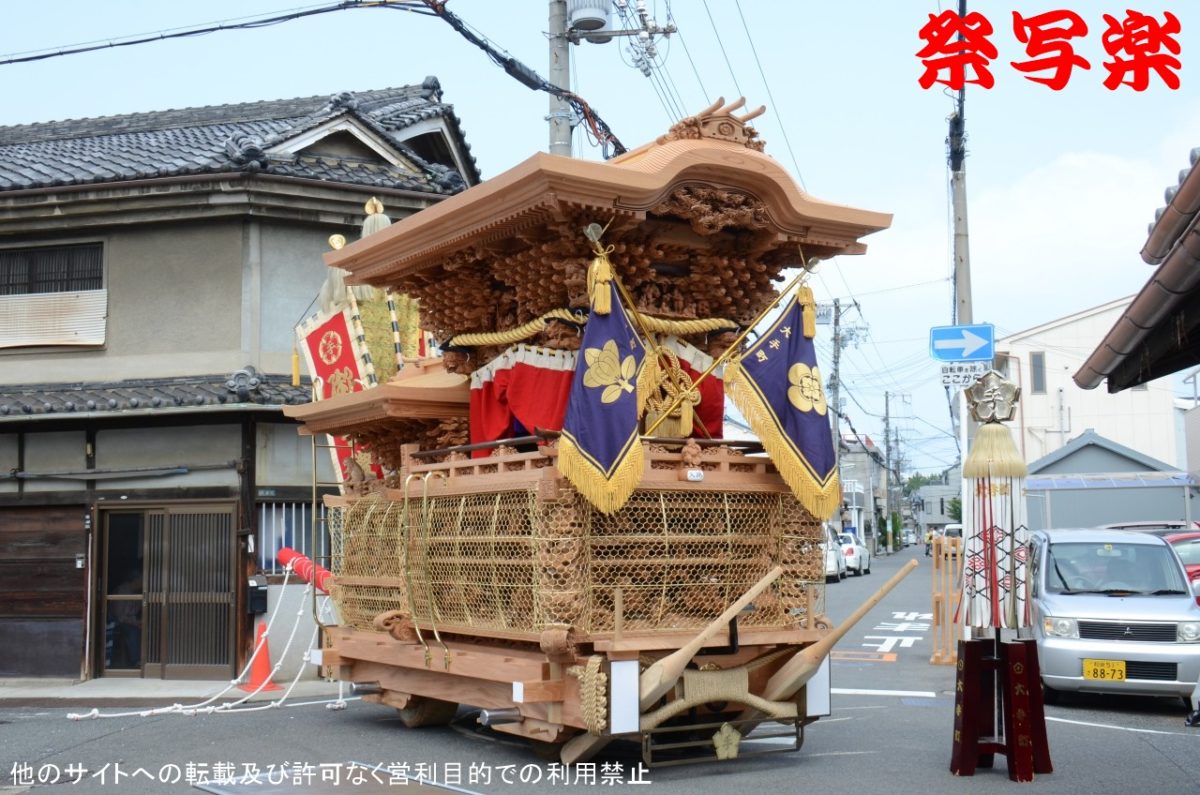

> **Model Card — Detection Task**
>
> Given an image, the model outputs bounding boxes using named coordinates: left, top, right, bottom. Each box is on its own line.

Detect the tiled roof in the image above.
left=0, top=368, right=311, bottom=420
left=0, top=80, right=477, bottom=195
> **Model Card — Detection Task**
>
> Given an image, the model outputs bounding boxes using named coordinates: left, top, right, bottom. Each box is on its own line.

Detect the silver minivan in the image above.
left=1029, top=528, right=1200, bottom=704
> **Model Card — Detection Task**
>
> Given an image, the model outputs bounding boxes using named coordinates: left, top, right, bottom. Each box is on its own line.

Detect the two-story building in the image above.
left=0, top=82, right=477, bottom=679
left=995, top=298, right=1181, bottom=468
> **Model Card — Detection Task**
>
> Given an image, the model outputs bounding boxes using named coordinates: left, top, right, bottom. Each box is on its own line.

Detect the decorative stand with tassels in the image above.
left=949, top=370, right=1053, bottom=783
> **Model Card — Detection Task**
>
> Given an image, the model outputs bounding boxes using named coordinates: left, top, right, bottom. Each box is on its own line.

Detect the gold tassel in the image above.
left=724, top=359, right=841, bottom=519
left=798, top=286, right=816, bottom=339
left=679, top=398, right=693, bottom=437
left=291, top=346, right=301, bottom=387
left=557, top=434, right=645, bottom=515
left=587, top=250, right=614, bottom=316
left=963, top=422, right=1027, bottom=478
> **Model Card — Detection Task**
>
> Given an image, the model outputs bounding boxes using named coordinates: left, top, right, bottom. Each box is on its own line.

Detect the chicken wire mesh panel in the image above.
left=330, top=486, right=827, bottom=638
left=330, top=495, right=409, bottom=632
left=586, top=489, right=826, bottom=633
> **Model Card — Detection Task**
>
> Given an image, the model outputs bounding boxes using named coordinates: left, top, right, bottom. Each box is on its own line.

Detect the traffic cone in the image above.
left=239, top=622, right=282, bottom=692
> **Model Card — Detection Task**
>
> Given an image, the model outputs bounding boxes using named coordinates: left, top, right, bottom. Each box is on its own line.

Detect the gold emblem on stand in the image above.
left=712, top=722, right=742, bottom=760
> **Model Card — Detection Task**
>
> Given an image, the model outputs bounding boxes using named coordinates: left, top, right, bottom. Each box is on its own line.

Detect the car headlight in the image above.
left=1042, top=617, right=1078, bottom=638
left=1179, top=622, right=1200, bottom=643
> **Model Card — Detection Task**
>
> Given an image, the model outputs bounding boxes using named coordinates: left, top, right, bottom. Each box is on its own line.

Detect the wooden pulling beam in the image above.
left=561, top=566, right=783, bottom=765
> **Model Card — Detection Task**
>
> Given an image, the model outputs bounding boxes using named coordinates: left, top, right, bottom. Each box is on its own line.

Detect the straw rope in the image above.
left=568, top=655, right=609, bottom=735
left=446, top=311, right=737, bottom=350
left=446, top=309, right=583, bottom=348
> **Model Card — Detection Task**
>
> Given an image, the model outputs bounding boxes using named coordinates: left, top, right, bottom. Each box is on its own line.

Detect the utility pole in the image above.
left=829, top=298, right=842, bottom=442
left=949, top=0, right=972, bottom=325
left=548, top=0, right=572, bottom=156
left=884, top=391, right=893, bottom=554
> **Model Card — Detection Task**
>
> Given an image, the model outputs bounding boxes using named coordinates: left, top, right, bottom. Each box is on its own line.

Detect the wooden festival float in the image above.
left=286, top=99, right=913, bottom=766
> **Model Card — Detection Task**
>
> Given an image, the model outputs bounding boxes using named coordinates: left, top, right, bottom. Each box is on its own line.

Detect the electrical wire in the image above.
left=0, top=1, right=431, bottom=66
left=700, top=0, right=743, bottom=96
left=731, top=0, right=805, bottom=190
left=665, top=1, right=710, bottom=104
left=420, top=0, right=625, bottom=157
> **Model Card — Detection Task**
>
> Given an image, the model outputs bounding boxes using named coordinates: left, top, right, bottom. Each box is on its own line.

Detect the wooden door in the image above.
left=100, top=504, right=236, bottom=679
left=0, top=507, right=88, bottom=677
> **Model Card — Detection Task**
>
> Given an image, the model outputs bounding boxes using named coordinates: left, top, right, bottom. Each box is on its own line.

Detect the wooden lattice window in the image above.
left=0, top=242, right=107, bottom=348
left=0, top=243, right=103, bottom=295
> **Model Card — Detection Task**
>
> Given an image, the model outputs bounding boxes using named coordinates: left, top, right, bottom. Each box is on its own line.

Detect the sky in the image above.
left=2, top=1, right=1197, bottom=473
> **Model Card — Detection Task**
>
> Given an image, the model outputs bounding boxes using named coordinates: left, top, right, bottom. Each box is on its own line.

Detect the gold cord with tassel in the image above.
left=587, top=245, right=615, bottom=316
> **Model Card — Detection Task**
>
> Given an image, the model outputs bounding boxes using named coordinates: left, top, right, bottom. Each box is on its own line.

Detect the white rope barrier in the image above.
left=67, top=564, right=342, bottom=721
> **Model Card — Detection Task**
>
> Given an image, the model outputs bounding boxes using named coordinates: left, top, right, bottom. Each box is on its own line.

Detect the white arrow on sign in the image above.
left=933, top=328, right=989, bottom=358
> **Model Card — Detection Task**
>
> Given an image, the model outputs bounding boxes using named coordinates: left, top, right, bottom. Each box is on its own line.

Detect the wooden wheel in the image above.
left=398, top=696, right=459, bottom=728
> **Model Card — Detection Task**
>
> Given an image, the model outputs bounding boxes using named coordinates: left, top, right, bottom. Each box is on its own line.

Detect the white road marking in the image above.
left=833, top=687, right=938, bottom=698
left=1046, top=715, right=1200, bottom=738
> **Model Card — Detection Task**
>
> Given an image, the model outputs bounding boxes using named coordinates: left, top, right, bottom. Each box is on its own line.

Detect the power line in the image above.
left=731, top=0, right=805, bottom=189
left=700, top=0, right=743, bottom=96
left=420, top=1, right=625, bottom=156
left=1, top=0, right=629, bottom=158
left=0, top=1, right=430, bottom=66
left=666, top=1, right=711, bottom=104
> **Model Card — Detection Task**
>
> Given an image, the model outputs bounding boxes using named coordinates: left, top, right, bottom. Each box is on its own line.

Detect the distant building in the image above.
left=838, top=434, right=885, bottom=541
left=915, top=466, right=962, bottom=535
left=995, top=298, right=1181, bottom=468
left=1024, top=429, right=1196, bottom=531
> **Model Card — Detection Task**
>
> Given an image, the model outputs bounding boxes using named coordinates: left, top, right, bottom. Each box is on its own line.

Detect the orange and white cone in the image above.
left=239, top=622, right=282, bottom=692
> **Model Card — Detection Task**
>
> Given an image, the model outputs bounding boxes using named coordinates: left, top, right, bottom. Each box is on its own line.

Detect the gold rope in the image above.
left=446, top=311, right=737, bottom=350
left=644, top=347, right=698, bottom=438
left=446, top=308, right=583, bottom=348
left=634, top=315, right=738, bottom=336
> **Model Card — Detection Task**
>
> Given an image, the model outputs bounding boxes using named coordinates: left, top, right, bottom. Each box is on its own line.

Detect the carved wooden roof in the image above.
left=325, top=99, right=891, bottom=342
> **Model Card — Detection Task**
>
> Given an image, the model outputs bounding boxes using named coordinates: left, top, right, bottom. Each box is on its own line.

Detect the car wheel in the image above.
left=1041, top=681, right=1060, bottom=706
left=864, top=559, right=871, bottom=574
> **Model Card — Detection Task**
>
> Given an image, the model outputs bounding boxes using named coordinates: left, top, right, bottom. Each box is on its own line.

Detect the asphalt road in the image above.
left=2, top=544, right=1198, bottom=794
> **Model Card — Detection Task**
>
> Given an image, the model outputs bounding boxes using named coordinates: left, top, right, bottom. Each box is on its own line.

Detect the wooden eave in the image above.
left=282, top=379, right=468, bottom=436
left=326, top=138, right=892, bottom=285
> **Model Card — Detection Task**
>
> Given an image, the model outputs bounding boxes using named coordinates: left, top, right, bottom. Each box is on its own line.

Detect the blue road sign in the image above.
left=929, top=324, right=995, bottom=363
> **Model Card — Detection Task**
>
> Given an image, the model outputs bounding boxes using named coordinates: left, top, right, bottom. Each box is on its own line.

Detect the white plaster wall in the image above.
left=257, top=423, right=335, bottom=488
left=258, top=223, right=342, bottom=370
left=18, top=430, right=87, bottom=494
left=94, top=425, right=240, bottom=490
left=1186, top=406, right=1200, bottom=472
left=999, top=303, right=1179, bottom=466
left=1, top=222, right=246, bottom=383
left=262, top=582, right=337, bottom=681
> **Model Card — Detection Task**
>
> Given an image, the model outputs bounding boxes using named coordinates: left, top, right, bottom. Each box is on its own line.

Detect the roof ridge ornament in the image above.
left=656, top=96, right=768, bottom=151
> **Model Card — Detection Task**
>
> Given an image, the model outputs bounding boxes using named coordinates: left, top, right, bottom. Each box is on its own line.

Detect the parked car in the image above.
left=942, top=523, right=963, bottom=539
left=1164, top=531, right=1200, bottom=583
left=824, top=525, right=846, bottom=583
left=839, top=533, right=872, bottom=576
left=1100, top=520, right=1200, bottom=538
left=1029, top=528, right=1200, bottom=705
left=903, top=529, right=917, bottom=547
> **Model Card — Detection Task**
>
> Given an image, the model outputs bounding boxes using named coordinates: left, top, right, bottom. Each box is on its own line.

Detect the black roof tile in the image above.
left=0, top=369, right=312, bottom=421
left=0, top=81, right=478, bottom=195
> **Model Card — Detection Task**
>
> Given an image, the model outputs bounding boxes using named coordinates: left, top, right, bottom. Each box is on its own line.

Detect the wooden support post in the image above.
left=950, top=637, right=1052, bottom=781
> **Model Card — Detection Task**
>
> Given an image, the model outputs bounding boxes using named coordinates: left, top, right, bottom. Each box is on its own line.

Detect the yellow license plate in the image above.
left=1082, top=659, right=1126, bottom=680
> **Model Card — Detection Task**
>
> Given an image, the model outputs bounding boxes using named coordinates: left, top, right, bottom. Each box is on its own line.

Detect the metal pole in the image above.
left=884, top=392, right=893, bottom=554
left=548, top=0, right=572, bottom=156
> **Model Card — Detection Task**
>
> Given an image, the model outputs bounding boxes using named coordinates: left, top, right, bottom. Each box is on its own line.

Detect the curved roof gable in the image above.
left=327, top=98, right=891, bottom=285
